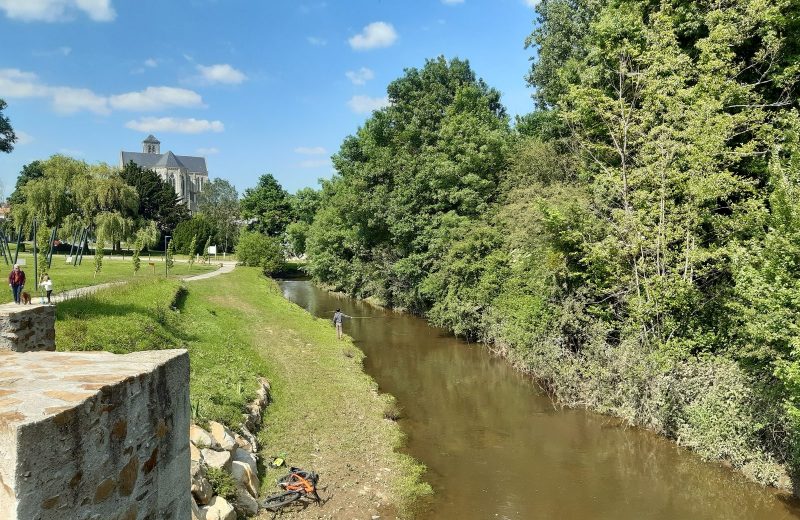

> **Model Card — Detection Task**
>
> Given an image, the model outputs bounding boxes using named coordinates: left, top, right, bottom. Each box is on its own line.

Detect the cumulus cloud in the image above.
left=345, top=67, right=374, bottom=86
left=125, top=117, right=224, bottom=134
left=109, top=86, right=204, bottom=111
left=348, top=22, right=397, bottom=50
left=294, top=146, right=327, bottom=155
left=196, top=147, right=219, bottom=155
left=347, top=95, right=389, bottom=114
left=524, top=0, right=541, bottom=6
left=0, top=0, right=115, bottom=22
left=306, top=36, right=327, bottom=46
left=196, top=64, right=247, bottom=85
left=0, top=68, right=205, bottom=115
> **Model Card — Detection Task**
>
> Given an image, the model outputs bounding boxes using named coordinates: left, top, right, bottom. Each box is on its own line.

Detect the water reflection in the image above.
left=279, top=280, right=800, bottom=520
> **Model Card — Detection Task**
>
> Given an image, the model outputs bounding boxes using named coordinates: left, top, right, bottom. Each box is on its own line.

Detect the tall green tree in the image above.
left=240, top=174, right=292, bottom=236
left=8, top=161, right=44, bottom=207
left=0, top=99, right=16, bottom=154
left=197, top=178, right=239, bottom=251
left=120, top=161, right=190, bottom=237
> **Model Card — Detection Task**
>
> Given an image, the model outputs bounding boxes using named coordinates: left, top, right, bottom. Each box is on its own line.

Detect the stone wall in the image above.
left=0, top=303, right=55, bottom=353
left=0, top=349, right=190, bottom=520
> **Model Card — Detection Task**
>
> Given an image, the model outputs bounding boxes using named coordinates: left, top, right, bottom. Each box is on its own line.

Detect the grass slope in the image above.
left=55, top=267, right=429, bottom=517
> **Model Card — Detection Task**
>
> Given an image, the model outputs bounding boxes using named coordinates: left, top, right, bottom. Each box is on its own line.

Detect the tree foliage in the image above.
left=240, top=174, right=293, bottom=236
left=0, top=99, right=16, bottom=154
left=197, top=178, right=239, bottom=251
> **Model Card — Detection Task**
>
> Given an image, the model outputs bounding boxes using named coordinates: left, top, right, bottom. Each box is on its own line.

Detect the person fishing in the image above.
left=332, top=308, right=349, bottom=340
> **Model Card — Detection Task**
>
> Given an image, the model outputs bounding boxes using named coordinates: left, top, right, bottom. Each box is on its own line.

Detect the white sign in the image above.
left=208, top=245, right=217, bottom=255
left=16, top=258, right=26, bottom=266
left=65, top=256, right=73, bottom=263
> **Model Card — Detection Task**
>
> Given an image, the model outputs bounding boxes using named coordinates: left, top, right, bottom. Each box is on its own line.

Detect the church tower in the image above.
left=142, top=134, right=161, bottom=154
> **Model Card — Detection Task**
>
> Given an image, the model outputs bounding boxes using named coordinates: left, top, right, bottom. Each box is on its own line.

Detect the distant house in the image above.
left=0, top=205, right=10, bottom=220
left=120, top=135, right=209, bottom=212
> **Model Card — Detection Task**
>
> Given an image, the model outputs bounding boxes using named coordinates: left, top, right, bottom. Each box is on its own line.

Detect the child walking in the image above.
left=41, top=273, right=53, bottom=304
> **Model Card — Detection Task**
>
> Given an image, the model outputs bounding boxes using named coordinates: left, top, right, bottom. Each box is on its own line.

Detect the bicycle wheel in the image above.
left=277, top=470, right=318, bottom=486
left=262, top=491, right=301, bottom=511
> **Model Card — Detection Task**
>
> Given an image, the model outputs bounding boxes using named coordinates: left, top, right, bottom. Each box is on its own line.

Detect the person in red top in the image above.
left=8, top=264, right=25, bottom=304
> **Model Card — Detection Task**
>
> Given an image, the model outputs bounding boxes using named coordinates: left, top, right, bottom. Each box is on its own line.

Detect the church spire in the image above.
left=142, top=134, right=160, bottom=154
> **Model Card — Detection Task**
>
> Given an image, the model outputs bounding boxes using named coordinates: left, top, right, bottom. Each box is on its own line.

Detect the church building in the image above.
left=119, top=135, right=209, bottom=212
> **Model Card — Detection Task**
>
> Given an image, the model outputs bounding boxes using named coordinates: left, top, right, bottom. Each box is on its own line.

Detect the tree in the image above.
left=132, top=243, right=141, bottom=275
left=202, top=236, right=211, bottom=264
left=8, top=161, right=44, bottom=207
left=94, top=238, right=104, bottom=278
left=120, top=161, right=190, bottom=237
left=235, top=229, right=284, bottom=275
left=240, top=174, right=292, bottom=236
left=166, top=239, right=175, bottom=271
left=290, top=187, right=321, bottom=225
left=188, top=236, right=197, bottom=269
left=0, top=99, right=16, bottom=154
left=197, top=178, right=239, bottom=252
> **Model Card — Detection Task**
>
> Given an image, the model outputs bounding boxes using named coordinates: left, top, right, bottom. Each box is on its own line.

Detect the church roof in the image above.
left=120, top=151, right=208, bottom=175
left=154, top=151, right=186, bottom=169
left=143, top=134, right=160, bottom=144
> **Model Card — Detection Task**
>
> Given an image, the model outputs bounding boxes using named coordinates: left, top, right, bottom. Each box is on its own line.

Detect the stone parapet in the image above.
left=0, top=303, right=55, bottom=352
left=0, top=349, right=190, bottom=520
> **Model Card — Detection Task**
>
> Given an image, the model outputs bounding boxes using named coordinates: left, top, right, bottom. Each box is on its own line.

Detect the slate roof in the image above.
left=120, top=151, right=208, bottom=175
left=143, top=134, right=160, bottom=144
left=154, top=151, right=185, bottom=169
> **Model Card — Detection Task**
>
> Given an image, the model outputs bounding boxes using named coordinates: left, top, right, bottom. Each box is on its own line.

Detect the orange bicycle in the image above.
left=262, top=467, right=321, bottom=512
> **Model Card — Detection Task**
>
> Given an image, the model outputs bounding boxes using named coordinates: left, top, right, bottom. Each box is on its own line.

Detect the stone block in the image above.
left=0, top=349, right=190, bottom=520
left=0, top=303, right=56, bottom=352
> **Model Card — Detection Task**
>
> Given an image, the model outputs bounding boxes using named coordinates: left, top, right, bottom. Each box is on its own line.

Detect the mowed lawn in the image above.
left=54, top=267, right=428, bottom=518
left=0, top=251, right=216, bottom=303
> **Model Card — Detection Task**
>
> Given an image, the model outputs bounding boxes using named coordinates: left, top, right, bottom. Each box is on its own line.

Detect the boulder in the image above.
left=231, top=460, right=259, bottom=497
left=234, top=487, right=259, bottom=517
left=190, top=441, right=203, bottom=463
left=233, top=447, right=258, bottom=476
left=234, top=432, right=254, bottom=453
left=191, top=497, right=206, bottom=520
left=208, top=421, right=237, bottom=451
left=191, top=475, right=213, bottom=506
left=204, top=496, right=236, bottom=520
left=201, top=448, right=232, bottom=471
left=190, top=424, right=217, bottom=449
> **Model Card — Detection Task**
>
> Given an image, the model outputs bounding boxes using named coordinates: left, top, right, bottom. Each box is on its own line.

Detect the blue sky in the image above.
left=0, top=0, right=539, bottom=196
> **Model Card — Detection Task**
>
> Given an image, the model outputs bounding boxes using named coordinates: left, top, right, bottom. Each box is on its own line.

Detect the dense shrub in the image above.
left=173, top=215, right=214, bottom=255
left=235, top=229, right=285, bottom=276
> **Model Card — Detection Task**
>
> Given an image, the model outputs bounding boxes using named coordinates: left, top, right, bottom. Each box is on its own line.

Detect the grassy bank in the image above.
left=55, top=267, right=429, bottom=517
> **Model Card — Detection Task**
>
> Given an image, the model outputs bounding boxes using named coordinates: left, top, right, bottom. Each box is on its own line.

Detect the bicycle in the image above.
left=262, top=467, right=321, bottom=513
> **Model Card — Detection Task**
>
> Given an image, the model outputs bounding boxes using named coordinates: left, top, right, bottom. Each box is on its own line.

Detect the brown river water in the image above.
left=279, top=280, right=800, bottom=520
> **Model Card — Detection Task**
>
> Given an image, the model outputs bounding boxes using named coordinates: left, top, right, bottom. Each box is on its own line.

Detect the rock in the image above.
left=231, top=460, right=259, bottom=497
left=208, top=421, right=237, bottom=451
left=191, top=497, right=206, bottom=520
left=234, top=487, right=259, bottom=516
left=234, top=433, right=254, bottom=453
left=190, top=441, right=203, bottom=463
left=201, top=448, right=232, bottom=471
left=190, top=424, right=216, bottom=449
left=233, top=448, right=257, bottom=476
left=204, top=496, right=236, bottom=520
left=191, top=475, right=213, bottom=506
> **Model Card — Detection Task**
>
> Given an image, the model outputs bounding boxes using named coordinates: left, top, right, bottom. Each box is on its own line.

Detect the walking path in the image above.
left=53, top=262, right=236, bottom=303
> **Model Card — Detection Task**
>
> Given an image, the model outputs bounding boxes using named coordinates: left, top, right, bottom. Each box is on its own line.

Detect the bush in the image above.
left=173, top=215, right=215, bottom=255
left=235, top=230, right=285, bottom=275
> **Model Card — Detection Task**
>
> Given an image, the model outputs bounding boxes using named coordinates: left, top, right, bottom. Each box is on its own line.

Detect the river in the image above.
left=279, top=280, right=800, bottom=520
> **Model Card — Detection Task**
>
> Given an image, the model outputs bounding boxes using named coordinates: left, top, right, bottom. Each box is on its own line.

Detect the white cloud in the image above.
left=109, top=86, right=204, bottom=111
left=307, top=36, right=327, bottom=46
left=125, top=117, right=224, bottom=134
left=50, top=86, right=109, bottom=114
left=0, top=0, right=115, bottom=22
left=348, top=22, right=397, bottom=50
left=0, top=68, right=206, bottom=115
left=14, top=131, right=33, bottom=145
left=196, top=64, right=247, bottom=85
left=144, top=58, right=158, bottom=68
left=298, top=159, right=330, bottom=168
left=347, top=95, right=389, bottom=114
left=345, top=67, right=374, bottom=86
left=294, top=146, right=327, bottom=155
left=524, top=0, right=540, bottom=6
left=441, top=0, right=464, bottom=4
